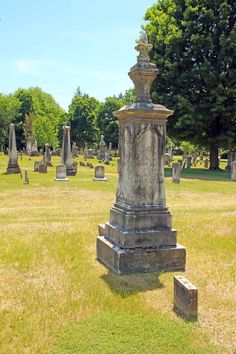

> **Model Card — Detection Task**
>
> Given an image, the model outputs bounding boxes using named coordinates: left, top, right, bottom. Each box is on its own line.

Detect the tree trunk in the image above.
left=209, top=144, right=219, bottom=170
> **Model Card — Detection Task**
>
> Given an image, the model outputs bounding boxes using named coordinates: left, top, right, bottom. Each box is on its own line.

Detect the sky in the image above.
left=0, top=0, right=155, bottom=111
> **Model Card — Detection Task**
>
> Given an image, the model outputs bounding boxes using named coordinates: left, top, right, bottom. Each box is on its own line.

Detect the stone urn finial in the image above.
left=129, top=29, right=158, bottom=104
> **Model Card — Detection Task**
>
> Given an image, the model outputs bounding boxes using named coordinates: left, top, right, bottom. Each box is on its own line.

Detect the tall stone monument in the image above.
left=44, top=144, right=52, bottom=166
left=97, top=135, right=106, bottom=161
left=6, top=124, right=21, bottom=174
left=97, top=31, right=186, bottom=274
left=61, top=126, right=77, bottom=176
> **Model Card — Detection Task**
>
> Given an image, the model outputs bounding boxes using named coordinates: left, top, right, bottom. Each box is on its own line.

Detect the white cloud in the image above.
left=13, top=59, right=50, bottom=76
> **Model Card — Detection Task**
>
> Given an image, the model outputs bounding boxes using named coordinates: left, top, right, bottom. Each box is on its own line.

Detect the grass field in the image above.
left=0, top=153, right=235, bottom=354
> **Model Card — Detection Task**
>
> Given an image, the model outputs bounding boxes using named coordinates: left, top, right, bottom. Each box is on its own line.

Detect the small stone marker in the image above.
left=24, top=170, right=29, bottom=184
left=38, top=163, right=47, bottom=173
left=231, top=161, right=236, bottom=181
left=93, top=165, right=107, bottom=181
left=174, top=275, right=198, bottom=319
left=98, top=224, right=105, bottom=236
left=172, top=163, right=181, bottom=184
left=34, top=161, right=41, bottom=172
left=54, top=164, right=68, bottom=181
left=186, top=156, right=192, bottom=169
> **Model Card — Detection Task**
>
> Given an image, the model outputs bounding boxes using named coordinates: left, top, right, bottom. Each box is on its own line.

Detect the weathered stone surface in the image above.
left=61, top=126, right=77, bottom=176
left=97, top=135, right=106, bottom=160
left=6, top=124, right=21, bottom=174
left=173, top=275, right=198, bottom=318
left=34, top=161, right=41, bottom=172
left=105, top=223, right=176, bottom=249
left=23, top=170, right=29, bottom=184
left=30, top=139, right=40, bottom=156
left=172, top=163, right=181, bottom=184
left=96, top=31, right=186, bottom=274
left=54, top=164, right=68, bottom=181
left=97, top=236, right=186, bottom=275
left=231, top=161, right=236, bottom=181
left=93, top=165, right=107, bottom=181
left=44, top=144, right=52, bottom=166
left=38, top=163, right=47, bottom=173
left=186, top=156, right=192, bottom=169
left=225, top=151, right=236, bottom=171
left=98, top=224, right=105, bottom=236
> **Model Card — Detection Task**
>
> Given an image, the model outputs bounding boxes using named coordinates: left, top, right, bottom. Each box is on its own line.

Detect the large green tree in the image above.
left=68, top=94, right=100, bottom=147
left=0, top=93, right=20, bottom=148
left=145, top=0, right=236, bottom=169
left=96, top=89, right=136, bottom=148
left=14, top=87, right=65, bottom=147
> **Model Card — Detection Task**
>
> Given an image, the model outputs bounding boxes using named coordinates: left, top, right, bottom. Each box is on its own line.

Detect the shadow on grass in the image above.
left=101, top=271, right=164, bottom=297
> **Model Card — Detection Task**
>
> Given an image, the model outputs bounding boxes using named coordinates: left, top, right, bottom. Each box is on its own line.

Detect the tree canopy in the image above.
left=145, top=0, right=236, bottom=169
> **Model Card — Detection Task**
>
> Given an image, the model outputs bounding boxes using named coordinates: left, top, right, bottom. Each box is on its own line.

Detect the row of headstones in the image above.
left=32, top=161, right=108, bottom=182
left=172, top=160, right=236, bottom=183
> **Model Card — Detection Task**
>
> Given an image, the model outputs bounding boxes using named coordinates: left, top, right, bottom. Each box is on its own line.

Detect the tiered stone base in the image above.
left=97, top=236, right=186, bottom=275
left=7, top=164, right=21, bottom=174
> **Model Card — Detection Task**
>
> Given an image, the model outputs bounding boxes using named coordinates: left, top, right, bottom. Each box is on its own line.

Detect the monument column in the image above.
left=97, top=31, right=186, bottom=274
left=61, top=126, right=77, bottom=176
left=6, top=123, right=21, bottom=174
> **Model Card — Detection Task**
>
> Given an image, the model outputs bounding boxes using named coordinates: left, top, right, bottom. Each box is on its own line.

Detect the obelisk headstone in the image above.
left=44, top=144, right=52, bottom=166
left=231, top=161, right=236, bottom=181
left=97, top=135, right=106, bottom=161
left=61, top=126, right=77, bottom=176
left=96, top=30, right=186, bottom=274
left=6, top=124, right=21, bottom=174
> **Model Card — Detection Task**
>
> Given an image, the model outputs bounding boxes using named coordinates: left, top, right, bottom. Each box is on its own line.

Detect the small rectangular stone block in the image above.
left=97, top=236, right=186, bottom=275
left=174, top=275, right=198, bottom=318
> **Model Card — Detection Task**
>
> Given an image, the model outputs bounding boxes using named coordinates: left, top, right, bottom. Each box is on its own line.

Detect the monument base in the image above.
left=93, top=177, right=108, bottom=181
left=54, top=178, right=69, bottom=181
left=7, top=164, right=21, bottom=174
left=97, top=236, right=186, bottom=275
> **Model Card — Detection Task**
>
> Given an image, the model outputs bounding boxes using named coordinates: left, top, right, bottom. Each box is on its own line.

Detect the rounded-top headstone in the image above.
left=55, top=164, right=68, bottom=181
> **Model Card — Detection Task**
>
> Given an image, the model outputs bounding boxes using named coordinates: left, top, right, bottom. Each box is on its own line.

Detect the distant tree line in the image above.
left=0, top=86, right=136, bottom=150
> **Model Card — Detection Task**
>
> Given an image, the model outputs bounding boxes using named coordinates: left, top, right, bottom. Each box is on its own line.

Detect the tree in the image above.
left=68, top=94, right=100, bottom=147
left=96, top=91, right=136, bottom=148
left=0, top=93, right=20, bottom=148
left=14, top=87, right=65, bottom=148
left=32, top=116, right=55, bottom=146
left=145, top=0, right=236, bottom=169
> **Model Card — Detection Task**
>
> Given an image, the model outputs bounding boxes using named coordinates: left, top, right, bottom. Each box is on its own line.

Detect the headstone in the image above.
left=204, top=158, right=209, bottom=169
left=172, top=163, right=181, bottom=184
left=26, top=138, right=31, bottom=155
left=231, top=161, right=236, bottom=181
left=93, top=165, right=107, bottom=181
left=72, top=142, right=79, bottom=157
left=96, top=30, right=186, bottom=274
left=186, top=156, right=192, bottom=169
left=30, top=138, right=40, bottom=156
left=44, top=144, right=52, bottom=166
left=108, top=142, right=113, bottom=161
left=34, top=161, right=41, bottom=172
left=104, top=152, right=110, bottom=165
left=178, top=159, right=183, bottom=171
left=61, top=126, right=77, bottom=175
left=6, top=124, right=21, bottom=174
left=97, top=135, right=106, bottom=160
left=54, top=164, right=68, bottom=181
left=173, top=276, right=198, bottom=319
left=38, top=163, right=47, bottom=173
left=87, top=148, right=94, bottom=159
left=24, top=170, right=29, bottom=184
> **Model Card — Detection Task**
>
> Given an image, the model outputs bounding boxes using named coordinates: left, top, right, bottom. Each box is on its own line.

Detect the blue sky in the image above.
left=0, top=0, right=155, bottom=110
